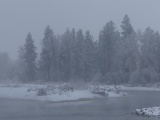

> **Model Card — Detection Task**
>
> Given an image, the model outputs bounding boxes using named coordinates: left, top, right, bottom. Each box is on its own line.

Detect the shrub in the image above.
left=36, top=88, right=47, bottom=96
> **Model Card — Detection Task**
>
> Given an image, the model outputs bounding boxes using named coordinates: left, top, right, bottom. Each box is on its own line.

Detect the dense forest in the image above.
left=1, top=14, right=160, bottom=85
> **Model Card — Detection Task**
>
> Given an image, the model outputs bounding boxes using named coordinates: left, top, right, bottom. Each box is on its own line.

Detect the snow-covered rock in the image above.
left=90, top=85, right=127, bottom=97
left=134, top=107, right=160, bottom=117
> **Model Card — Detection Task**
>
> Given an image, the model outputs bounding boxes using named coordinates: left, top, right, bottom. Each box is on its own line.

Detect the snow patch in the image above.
left=134, top=107, right=160, bottom=117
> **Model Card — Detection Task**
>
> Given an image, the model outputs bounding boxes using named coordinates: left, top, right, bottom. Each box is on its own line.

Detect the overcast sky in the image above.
left=0, top=0, right=160, bottom=59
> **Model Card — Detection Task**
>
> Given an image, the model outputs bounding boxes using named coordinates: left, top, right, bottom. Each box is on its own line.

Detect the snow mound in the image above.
left=134, top=107, right=160, bottom=117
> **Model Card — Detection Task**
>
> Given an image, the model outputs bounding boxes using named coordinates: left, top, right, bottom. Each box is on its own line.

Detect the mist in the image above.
left=1, top=1, right=160, bottom=119
left=0, top=0, right=160, bottom=59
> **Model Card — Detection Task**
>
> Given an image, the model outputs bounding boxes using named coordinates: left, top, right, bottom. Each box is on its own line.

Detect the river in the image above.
left=0, top=91, right=160, bottom=120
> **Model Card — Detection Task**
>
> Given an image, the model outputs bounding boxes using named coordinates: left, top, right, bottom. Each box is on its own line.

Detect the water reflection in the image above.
left=0, top=91, right=160, bottom=120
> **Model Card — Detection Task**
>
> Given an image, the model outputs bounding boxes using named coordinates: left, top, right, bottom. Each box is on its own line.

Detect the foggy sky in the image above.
left=0, top=0, right=160, bottom=60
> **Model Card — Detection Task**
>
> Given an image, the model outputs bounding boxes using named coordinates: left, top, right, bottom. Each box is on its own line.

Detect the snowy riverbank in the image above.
left=0, top=83, right=126, bottom=102
left=0, top=83, right=159, bottom=102
left=119, top=85, right=160, bottom=91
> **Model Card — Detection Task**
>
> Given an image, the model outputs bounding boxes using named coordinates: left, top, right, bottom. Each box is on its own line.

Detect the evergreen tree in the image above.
left=121, top=14, right=134, bottom=38
left=17, top=46, right=26, bottom=81
left=120, top=15, right=138, bottom=73
left=0, top=52, right=12, bottom=80
left=140, top=27, right=160, bottom=71
left=83, top=31, right=95, bottom=80
left=93, top=40, right=99, bottom=75
left=23, top=33, right=37, bottom=81
left=75, top=29, right=85, bottom=79
left=124, top=34, right=138, bottom=72
left=59, top=28, right=72, bottom=81
left=140, top=27, right=154, bottom=70
left=39, top=26, right=59, bottom=81
left=98, top=21, right=118, bottom=76
left=153, top=32, right=160, bottom=73
left=70, top=28, right=76, bottom=79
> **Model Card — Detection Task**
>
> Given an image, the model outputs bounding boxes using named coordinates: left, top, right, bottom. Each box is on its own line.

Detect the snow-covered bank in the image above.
left=134, top=107, right=160, bottom=117
left=1, top=83, right=159, bottom=102
left=96, top=84, right=160, bottom=91
left=120, top=85, right=160, bottom=91
left=0, top=84, right=125, bottom=102
left=94, top=85, right=160, bottom=92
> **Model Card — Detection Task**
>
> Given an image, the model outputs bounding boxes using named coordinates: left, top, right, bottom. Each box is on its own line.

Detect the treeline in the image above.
left=1, top=14, right=160, bottom=85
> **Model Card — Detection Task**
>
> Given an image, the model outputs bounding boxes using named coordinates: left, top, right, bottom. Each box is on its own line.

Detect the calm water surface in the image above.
left=0, top=91, right=160, bottom=120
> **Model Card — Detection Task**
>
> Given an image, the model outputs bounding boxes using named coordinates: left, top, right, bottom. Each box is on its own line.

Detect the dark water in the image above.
left=0, top=91, right=160, bottom=120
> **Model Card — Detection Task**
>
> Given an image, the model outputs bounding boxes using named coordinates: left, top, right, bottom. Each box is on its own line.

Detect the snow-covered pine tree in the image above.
left=140, top=27, right=160, bottom=73
left=23, top=33, right=37, bottom=81
left=98, top=21, right=118, bottom=77
left=83, top=30, right=95, bottom=80
left=120, top=15, right=138, bottom=73
left=70, top=28, right=76, bottom=80
left=74, top=29, right=85, bottom=79
left=59, top=28, right=72, bottom=81
left=39, top=26, right=59, bottom=81
left=121, top=14, right=134, bottom=39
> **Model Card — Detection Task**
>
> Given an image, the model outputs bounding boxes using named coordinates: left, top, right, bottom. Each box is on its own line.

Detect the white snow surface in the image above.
left=0, top=83, right=125, bottom=102
left=117, top=85, right=160, bottom=91
left=92, top=85, right=160, bottom=92
left=135, top=107, right=160, bottom=117
left=0, top=83, right=159, bottom=102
